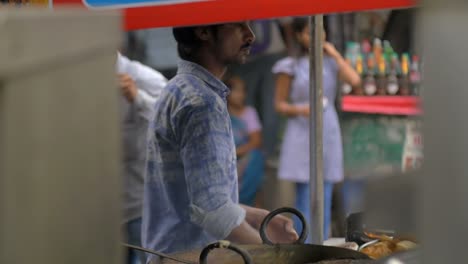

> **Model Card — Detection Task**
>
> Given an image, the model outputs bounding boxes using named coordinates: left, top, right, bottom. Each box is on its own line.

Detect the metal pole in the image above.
left=309, top=15, right=324, bottom=244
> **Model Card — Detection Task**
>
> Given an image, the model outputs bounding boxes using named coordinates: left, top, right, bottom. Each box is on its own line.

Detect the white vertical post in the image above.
left=309, top=15, right=324, bottom=244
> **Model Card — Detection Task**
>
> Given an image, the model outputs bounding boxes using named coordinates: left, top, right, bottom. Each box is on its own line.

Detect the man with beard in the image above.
left=142, top=22, right=298, bottom=261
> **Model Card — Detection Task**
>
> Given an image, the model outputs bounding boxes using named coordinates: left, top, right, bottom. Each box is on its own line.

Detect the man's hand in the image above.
left=242, top=206, right=299, bottom=244
left=263, top=211, right=299, bottom=244
left=118, top=73, right=138, bottom=102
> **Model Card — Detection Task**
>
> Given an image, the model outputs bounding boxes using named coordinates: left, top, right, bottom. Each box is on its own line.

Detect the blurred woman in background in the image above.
left=273, top=17, right=360, bottom=240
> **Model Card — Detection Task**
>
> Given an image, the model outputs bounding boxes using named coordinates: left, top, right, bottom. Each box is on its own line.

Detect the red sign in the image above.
left=54, top=0, right=416, bottom=30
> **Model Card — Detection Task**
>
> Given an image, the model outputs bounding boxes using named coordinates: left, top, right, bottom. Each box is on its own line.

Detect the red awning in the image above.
left=53, top=0, right=416, bottom=30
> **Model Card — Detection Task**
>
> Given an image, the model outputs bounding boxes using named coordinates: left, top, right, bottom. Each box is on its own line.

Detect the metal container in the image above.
left=154, top=208, right=370, bottom=264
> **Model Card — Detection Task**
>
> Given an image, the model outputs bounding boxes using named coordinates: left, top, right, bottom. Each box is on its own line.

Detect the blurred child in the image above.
left=225, top=76, right=265, bottom=206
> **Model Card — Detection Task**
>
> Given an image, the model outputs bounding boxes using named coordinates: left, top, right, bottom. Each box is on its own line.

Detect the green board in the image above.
left=340, top=113, right=410, bottom=179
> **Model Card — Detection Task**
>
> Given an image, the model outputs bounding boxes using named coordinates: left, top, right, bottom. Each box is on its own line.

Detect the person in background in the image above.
left=116, top=52, right=168, bottom=264
left=273, top=17, right=361, bottom=240
left=142, top=22, right=298, bottom=261
left=228, top=18, right=296, bottom=158
left=225, top=75, right=264, bottom=206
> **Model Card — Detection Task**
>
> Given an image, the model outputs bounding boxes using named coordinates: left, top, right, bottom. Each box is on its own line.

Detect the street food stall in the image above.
left=57, top=0, right=416, bottom=233
left=49, top=0, right=418, bottom=262
left=9, top=0, right=463, bottom=263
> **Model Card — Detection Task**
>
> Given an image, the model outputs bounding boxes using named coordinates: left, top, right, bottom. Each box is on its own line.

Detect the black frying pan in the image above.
left=153, top=207, right=370, bottom=264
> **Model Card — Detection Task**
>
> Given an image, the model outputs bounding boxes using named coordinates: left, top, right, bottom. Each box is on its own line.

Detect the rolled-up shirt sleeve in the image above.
left=178, top=100, right=246, bottom=239
left=190, top=201, right=245, bottom=239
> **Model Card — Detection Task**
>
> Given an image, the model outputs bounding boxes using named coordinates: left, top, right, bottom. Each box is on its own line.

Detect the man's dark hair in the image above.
left=172, top=25, right=220, bottom=62
left=172, top=26, right=199, bottom=61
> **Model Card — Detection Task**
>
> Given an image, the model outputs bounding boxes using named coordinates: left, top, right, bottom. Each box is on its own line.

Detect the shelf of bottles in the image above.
left=341, top=39, right=422, bottom=116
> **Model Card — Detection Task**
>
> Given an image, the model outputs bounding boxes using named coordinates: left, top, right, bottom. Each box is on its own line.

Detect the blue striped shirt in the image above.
left=142, top=60, right=245, bottom=257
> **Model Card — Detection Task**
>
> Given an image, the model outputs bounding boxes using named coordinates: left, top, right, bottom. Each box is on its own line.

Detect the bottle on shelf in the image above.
left=351, top=42, right=361, bottom=67
left=376, top=54, right=387, bottom=95
left=363, top=54, right=377, bottom=96
left=383, top=40, right=394, bottom=60
left=341, top=56, right=354, bottom=95
left=354, top=55, right=365, bottom=95
left=344, top=42, right=353, bottom=60
left=386, top=53, right=400, bottom=95
left=399, top=53, right=411, bottom=96
left=410, top=55, right=421, bottom=95
left=373, top=38, right=383, bottom=64
left=345, top=43, right=358, bottom=65
left=361, top=39, right=372, bottom=55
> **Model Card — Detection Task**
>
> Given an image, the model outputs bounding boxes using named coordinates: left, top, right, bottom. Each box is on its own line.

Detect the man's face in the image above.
left=212, top=22, right=256, bottom=65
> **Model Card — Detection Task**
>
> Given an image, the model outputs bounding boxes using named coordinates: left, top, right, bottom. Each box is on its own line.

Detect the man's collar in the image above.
left=177, top=60, right=230, bottom=99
